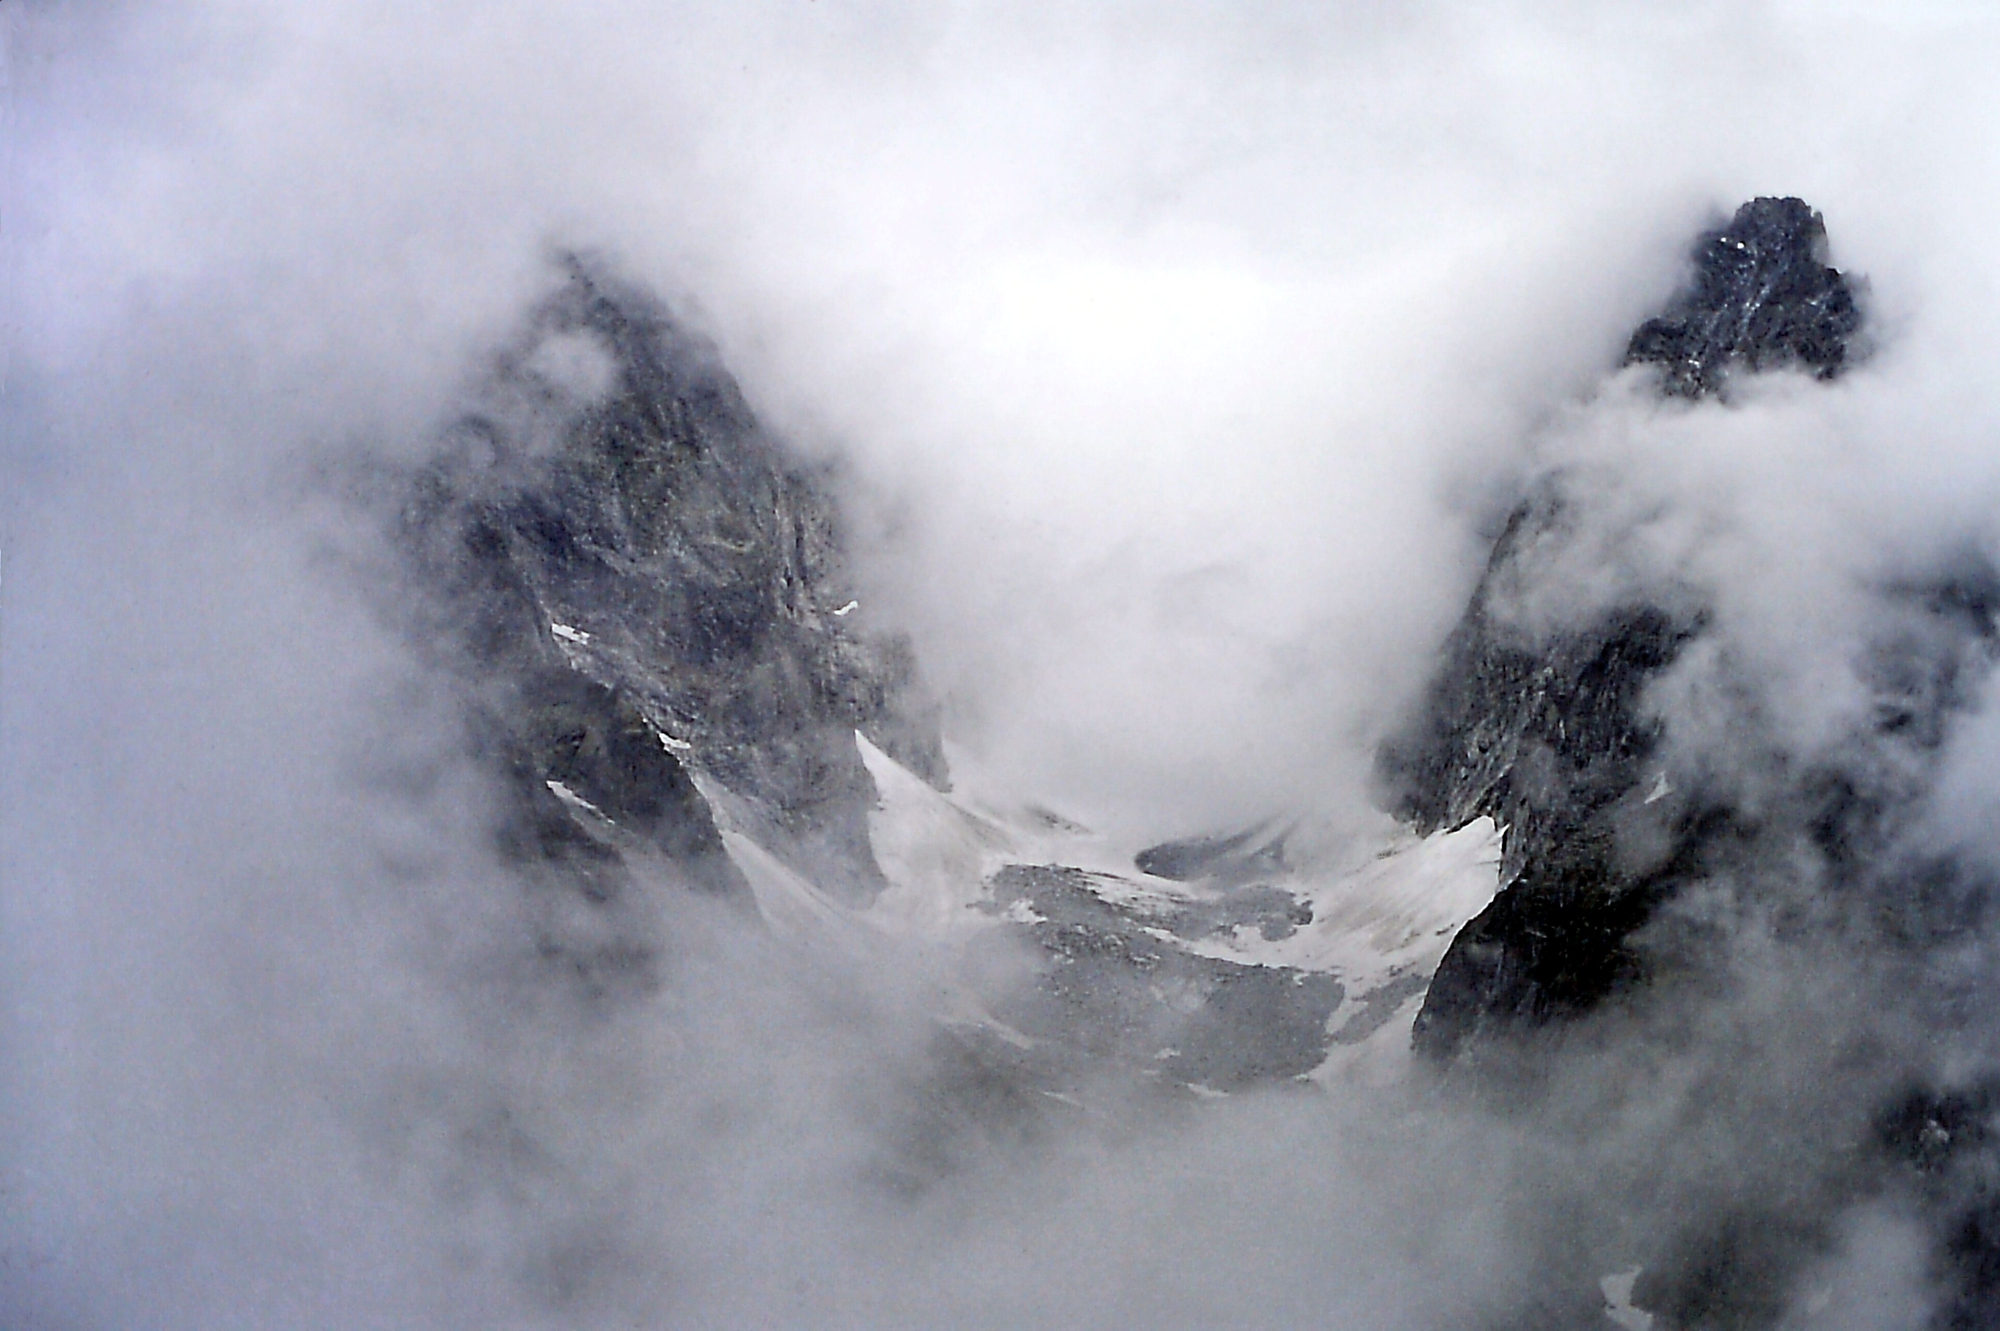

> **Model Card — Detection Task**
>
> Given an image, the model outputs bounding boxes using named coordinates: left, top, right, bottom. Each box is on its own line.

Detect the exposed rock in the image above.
left=485, top=669, right=741, bottom=898
left=1134, top=822, right=1290, bottom=885
left=391, top=257, right=946, bottom=909
left=980, top=864, right=1345, bottom=1091
left=1382, top=199, right=1876, bottom=1069
left=1624, top=196, right=1863, bottom=398
left=1380, top=200, right=2000, bottom=1326
left=1377, top=506, right=1703, bottom=1063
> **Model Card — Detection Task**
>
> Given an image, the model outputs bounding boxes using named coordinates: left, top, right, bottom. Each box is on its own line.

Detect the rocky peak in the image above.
left=1624, top=196, right=1862, bottom=397
left=1378, top=200, right=2000, bottom=1327
left=1380, top=199, right=1880, bottom=1072
left=390, top=258, right=947, bottom=919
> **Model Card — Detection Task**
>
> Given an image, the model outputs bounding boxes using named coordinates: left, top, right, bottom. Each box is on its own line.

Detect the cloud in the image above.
left=10, top=2, right=2000, bottom=1327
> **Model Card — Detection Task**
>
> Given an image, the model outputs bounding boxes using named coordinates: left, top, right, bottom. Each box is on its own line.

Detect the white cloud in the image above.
left=9, top=2, right=2000, bottom=1326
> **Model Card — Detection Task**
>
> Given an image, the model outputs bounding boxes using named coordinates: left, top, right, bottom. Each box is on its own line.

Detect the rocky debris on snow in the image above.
left=978, top=864, right=1345, bottom=1092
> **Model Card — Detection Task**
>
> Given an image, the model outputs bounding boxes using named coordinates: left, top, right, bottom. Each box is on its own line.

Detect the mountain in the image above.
left=1623, top=196, right=1862, bottom=398
left=1380, top=199, right=2000, bottom=1327
left=372, top=257, right=1505, bottom=1114
left=371, top=207, right=2000, bottom=1327
left=390, top=259, right=947, bottom=916
left=1380, top=198, right=1891, bottom=1070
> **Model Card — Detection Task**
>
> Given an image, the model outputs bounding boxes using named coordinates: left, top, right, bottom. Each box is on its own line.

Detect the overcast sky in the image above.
left=8, top=3, right=2000, bottom=1327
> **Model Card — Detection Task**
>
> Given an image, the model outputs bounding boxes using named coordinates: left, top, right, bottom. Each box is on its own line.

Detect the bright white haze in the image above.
left=7, top=3, right=2000, bottom=1328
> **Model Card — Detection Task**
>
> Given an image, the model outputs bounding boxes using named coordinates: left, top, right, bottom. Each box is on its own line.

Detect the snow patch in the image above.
left=544, top=779, right=608, bottom=821
left=700, top=762, right=1030, bottom=1041
left=1600, top=1269, right=1653, bottom=1330
left=855, top=731, right=1023, bottom=938
left=719, top=827, right=875, bottom=953
left=1176, top=817, right=1502, bottom=993
left=747, top=732, right=1500, bottom=1092
left=1310, top=998, right=1423, bottom=1089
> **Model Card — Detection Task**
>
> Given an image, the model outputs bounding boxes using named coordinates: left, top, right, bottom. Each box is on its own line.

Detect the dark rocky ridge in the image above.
left=394, top=258, right=947, bottom=916
left=1134, top=822, right=1290, bottom=885
left=1624, top=195, right=1862, bottom=397
left=1380, top=199, right=2000, bottom=1327
left=1382, top=198, right=1873, bottom=1069
left=381, top=259, right=1373, bottom=1118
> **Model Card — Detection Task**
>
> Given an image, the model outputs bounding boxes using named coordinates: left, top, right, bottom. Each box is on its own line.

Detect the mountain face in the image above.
left=1381, top=199, right=2000, bottom=1327
left=1623, top=196, right=1862, bottom=398
left=392, top=261, right=946, bottom=922
left=1380, top=198, right=1881, bottom=1068
left=369, top=207, right=2000, bottom=1327
left=377, top=260, right=1477, bottom=1109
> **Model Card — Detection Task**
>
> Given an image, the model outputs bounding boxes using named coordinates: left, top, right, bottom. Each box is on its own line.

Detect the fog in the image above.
left=7, top=2, right=2000, bottom=1327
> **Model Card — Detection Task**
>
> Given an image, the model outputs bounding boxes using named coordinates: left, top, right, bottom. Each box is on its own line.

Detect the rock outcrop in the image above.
left=1380, top=199, right=2000, bottom=1327
left=982, top=864, right=1343, bottom=1091
left=1380, top=198, right=1875, bottom=1068
left=1625, top=196, right=1862, bottom=398
left=393, top=258, right=946, bottom=916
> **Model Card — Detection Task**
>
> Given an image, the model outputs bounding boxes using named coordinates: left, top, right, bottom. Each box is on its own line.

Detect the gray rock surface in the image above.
left=1624, top=196, right=1862, bottom=397
left=1380, top=200, right=2000, bottom=1327
left=1134, top=822, right=1290, bottom=886
left=392, top=258, right=946, bottom=909
left=1382, top=198, right=1872, bottom=1071
left=980, top=864, right=1343, bottom=1092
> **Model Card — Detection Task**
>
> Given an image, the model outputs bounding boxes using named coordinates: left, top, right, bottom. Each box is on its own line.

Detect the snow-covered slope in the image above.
left=707, top=729, right=1500, bottom=1094
left=377, top=258, right=1503, bottom=1103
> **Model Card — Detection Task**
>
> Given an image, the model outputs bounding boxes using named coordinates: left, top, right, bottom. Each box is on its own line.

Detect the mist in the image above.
left=8, top=2, right=2000, bottom=1328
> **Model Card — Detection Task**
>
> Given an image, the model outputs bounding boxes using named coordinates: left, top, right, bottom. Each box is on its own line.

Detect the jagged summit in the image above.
left=1380, top=198, right=1878, bottom=1071
left=1378, top=201, right=2000, bottom=1326
left=393, top=258, right=947, bottom=911
left=1624, top=196, right=1862, bottom=397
